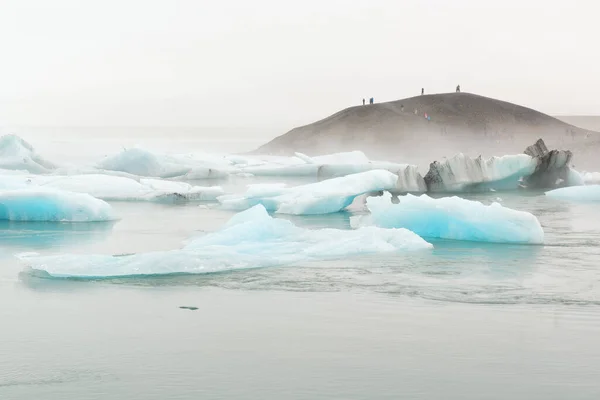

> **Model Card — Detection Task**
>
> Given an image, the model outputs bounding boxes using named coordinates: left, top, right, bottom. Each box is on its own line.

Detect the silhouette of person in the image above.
left=363, top=98, right=365, bottom=105
left=421, top=88, right=424, bottom=95
left=370, top=97, right=374, bottom=104
left=456, top=85, right=461, bottom=93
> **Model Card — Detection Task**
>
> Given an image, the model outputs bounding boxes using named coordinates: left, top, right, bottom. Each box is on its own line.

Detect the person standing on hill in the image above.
left=421, top=88, right=424, bottom=95
left=362, top=98, right=365, bottom=105
left=456, top=85, right=461, bottom=92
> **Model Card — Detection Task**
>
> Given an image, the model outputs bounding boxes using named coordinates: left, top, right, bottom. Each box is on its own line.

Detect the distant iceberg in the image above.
left=0, top=174, right=224, bottom=202
left=236, top=151, right=426, bottom=187
left=0, top=134, right=56, bottom=173
left=581, top=172, right=600, bottom=185
left=35, top=174, right=223, bottom=202
left=424, top=153, right=537, bottom=192
left=545, top=185, right=600, bottom=202
left=97, top=147, right=230, bottom=179
left=352, top=192, right=544, bottom=244
left=218, top=170, right=401, bottom=214
left=0, top=188, right=115, bottom=222
left=21, top=204, right=432, bottom=278
left=423, top=139, right=581, bottom=192
left=521, top=138, right=575, bottom=189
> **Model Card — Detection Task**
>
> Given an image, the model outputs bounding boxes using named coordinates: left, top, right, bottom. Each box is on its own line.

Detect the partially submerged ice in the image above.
left=522, top=138, right=575, bottom=189
left=30, top=174, right=223, bottom=202
left=97, top=147, right=230, bottom=179
left=423, top=139, right=580, bottom=192
left=0, top=174, right=224, bottom=202
left=0, top=188, right=115, bottom=222
left=352, top=191, right=544, bottom=244
left=236, top=150, right=426, bottom=188
left=0, top=134, right=56, bottom=173
left=424, top=153, right=537, bottom=192
left=21, top=204, right=432, bottom=278
left=218, top=170, right=402, bottom=214
left=580, top=172, right=600, bottom=185
left=545, top=185, right=600, bottom=202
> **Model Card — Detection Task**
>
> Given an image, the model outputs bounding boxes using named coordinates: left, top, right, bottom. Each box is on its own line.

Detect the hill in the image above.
left=254, top=93, right=599, bottom=170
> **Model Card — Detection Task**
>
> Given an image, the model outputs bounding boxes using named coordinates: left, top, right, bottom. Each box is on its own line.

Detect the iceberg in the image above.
left=422, top=139, right=580, bottom=193
left=317, top=163, right=426, bottom=191
left=21, top=204, right=432, bottom=278
left=522, top=138, right=574, bottom=189
left=97, top=148, right=230, bottom=179
left=581, top=172, right=600, bottom=185
left=352, top=191, right=544, bottom=244
left=0, top=134, right=56, bottom=173
left=295, top=151, right=371, bottom=165
left=236, top=150, right=424, bottom=184
left=545, top=185, right=600, bottom=202
left=0, top=188, right=115, bottom=222
left=2, top=174, right=224, bottom=202
left=424, top=153, right=538, bottom=192
left=218, top=170, right=400, bottom=215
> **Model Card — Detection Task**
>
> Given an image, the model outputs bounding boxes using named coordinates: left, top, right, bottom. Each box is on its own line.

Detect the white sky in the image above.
left=0, top=0, right=598, bottom=129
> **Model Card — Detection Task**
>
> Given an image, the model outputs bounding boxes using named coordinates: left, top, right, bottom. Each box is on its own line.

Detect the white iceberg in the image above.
left=295, top=151, right=370, bottom=165
left=2, top=174, right=224, bottom=202
left=21, top=204, right=432, bottom=278
left=237, top=151, right=424, bottom=185
left=352, top=191, right=544, bottom=244
left=545, top=185, right=600, bottom=202
left=0, top=188, right=115, bottom=222
left=424, top=153, right=538, bottom=192
left=581, top=172, right=600, bottom=185
left=0, top=134, right=57, bottom=173
left=97, top=147, right=230, bottom=179
left=218, top=170, right=400, bottom=215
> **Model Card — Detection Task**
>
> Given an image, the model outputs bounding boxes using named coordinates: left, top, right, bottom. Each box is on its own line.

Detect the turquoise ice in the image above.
left=352, top=191, right=544, bottom=244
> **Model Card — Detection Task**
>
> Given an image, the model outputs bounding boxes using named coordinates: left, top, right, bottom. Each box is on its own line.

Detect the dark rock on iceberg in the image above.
left=522, top=139, right=573, bottom=189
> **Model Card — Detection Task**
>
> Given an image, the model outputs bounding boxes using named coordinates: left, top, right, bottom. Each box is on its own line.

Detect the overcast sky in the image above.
left=0, top=0, right=598, bottom=129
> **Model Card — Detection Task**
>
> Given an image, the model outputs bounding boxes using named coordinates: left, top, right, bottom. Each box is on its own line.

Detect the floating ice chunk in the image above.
left=395, top=165, right=427, bottom=192
left=218, top=170, right=400, bottom=215
left=0, top=188, right=115, bottom=222
left=21, top=204, right=432, bottom=278
left=564, top=168, right=585, bottom=186
left=237, top=151, right=408, bottom=179
left=581, top=172, right=600, bottom=185
left=236, top=164, right=319, bottom=177
left=98, top=148, right=188, bottom=178
left=294, top=152, right=316, bottom=164
left=545, top=185, right=600, bottom=202
left=296, top=151, right=371, bottom=165
left=0, top=134, right=56, bottom=173
left=138, top=178, right=224, bottom=200
left=3, top=174, right=224, bottom=202
left=352, top=192, right=544, bottom=244
left=315, top=162, right=424, bottom=188
left=98, top=148, right=230, bottom=179
left=424, top=153, right=537, bottom=192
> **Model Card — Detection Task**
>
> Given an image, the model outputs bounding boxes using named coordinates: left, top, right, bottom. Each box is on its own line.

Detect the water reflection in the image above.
left=0, top=220, right=116, bottom=253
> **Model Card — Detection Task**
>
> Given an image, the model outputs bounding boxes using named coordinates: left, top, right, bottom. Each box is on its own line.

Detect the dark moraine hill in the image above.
left=254, top=93, right=600, bottom=170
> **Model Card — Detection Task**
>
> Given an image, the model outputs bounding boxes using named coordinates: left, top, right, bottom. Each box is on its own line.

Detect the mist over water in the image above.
left=2, top=125, right=600, bottom=399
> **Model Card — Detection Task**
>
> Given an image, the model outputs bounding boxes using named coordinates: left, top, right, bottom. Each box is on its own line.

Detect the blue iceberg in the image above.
left=0, top=188, right=116, bottom=222
left=352, top=192, right=544, bottom=244
left=218, top=170, right=401, bottom=215
left=20, top=204, right=432, bottom=278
